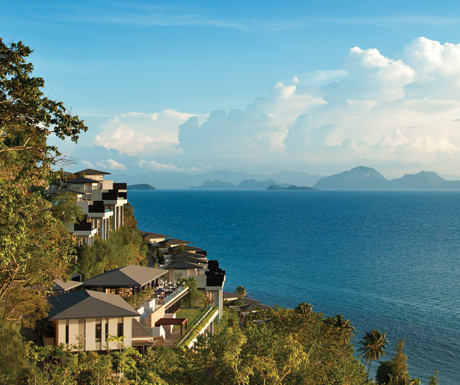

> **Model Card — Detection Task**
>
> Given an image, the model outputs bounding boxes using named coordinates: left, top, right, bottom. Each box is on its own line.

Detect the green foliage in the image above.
left=0, top=322, right=39, bottom=383
left=2, top=304, right=440, bottom=385
left=178, top=307, right=219, bottom=348
left=126, top=287, right=155, bottom=309
left=0, top=39, right=87, bottom=184
left=76, top=226, right=147, bottom=280
left=50, top=192, right=85, bottom=226
left=181, top=277, right=206, bottom=307
left=358, top=329, right=389, bottom=376
left=0, top=39, right=86, bottom=328
left=324, top=314, right=356, bottom=343
left=376, top=340, right=434, bottom=385
left=234, top=285, right=249, bottom=298
left=0, top=182, right=74, bottom=326
left=427, top=371, right=439, bottom=385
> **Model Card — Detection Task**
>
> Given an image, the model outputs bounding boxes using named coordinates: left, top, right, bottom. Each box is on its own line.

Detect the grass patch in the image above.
left=177, top=307, right=219, bottom=348
left=174, top=307, right=204, bottom=329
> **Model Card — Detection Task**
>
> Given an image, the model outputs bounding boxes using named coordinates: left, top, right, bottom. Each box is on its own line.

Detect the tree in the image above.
left=324, top=314, right=355, bottom=343
left=0, top=39, right=87, bottom=184
left=294, top=301, right=313, bottom=315
left=0, top=39, right=87, bottom=326
left=358, top=329, right=388, bottom=377
left=234, top=285, right=249, bottom=299
left=182, top=277, right=206, bottom=307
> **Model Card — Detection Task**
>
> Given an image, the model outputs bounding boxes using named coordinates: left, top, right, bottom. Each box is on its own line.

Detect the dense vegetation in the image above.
left=75, top=203, right=147, bottom=280
left=0, top=39, right=439, bottom=384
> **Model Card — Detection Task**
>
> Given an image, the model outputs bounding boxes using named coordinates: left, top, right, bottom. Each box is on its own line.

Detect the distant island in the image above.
left=313, top=166, right=460, bottom=190
left=191, top=178, right=278, bottom=190
left=267, top=185, right=316, bottom=191
left=127, top=184, right=156, bottom=191
left=115, top=166, right=460, bottom=190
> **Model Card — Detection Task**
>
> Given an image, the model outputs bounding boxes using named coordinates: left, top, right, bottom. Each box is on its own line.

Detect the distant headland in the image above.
left=114, top=167, right=460, bottom=190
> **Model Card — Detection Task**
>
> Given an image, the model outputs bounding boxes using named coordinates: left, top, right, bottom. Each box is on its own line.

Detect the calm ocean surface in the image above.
left=129, top=190, right=460, bottom=384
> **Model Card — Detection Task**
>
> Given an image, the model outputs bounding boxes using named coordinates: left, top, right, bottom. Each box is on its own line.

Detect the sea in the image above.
left=128, top=189, right=460, bottom=384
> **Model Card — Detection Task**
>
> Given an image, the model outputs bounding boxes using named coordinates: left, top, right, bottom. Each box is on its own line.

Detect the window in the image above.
left=117, top=320, right=123, bottom=337
left=105, top=323, right=109, bottom=339
left=95, top=323, right=102, bottom=342
left=65, top=324, right=69, bottom=344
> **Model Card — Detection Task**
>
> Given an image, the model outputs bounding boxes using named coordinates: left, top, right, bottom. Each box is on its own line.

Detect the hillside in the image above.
left=127, top=183, right=156, bottom=190
left=314, top=167, right=460, bottom=190
left=314, top=166, right=388, bottom=189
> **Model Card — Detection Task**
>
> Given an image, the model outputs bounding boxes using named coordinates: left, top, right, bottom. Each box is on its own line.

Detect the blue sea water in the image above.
left=128, top=190, right=460, bottom=384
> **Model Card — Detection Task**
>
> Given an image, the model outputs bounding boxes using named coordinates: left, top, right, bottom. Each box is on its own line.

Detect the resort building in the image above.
left=46, top=290, right=143, bottom=351
left=44, top=171, right=226, bottom=350
left=46, top=169, right=128, bottom=246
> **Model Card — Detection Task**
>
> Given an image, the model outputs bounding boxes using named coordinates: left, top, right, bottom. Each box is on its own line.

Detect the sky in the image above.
left=4, top=0, right=460, bottom=178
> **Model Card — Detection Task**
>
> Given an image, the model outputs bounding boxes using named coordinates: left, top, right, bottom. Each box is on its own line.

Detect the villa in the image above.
left=44, top=170, right=226, bottom=351
left=47, top=169, right=128, bottom=246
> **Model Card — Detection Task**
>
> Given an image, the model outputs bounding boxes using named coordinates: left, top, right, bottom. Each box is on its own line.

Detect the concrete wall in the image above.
left=54, top=317, right=133, bottom=351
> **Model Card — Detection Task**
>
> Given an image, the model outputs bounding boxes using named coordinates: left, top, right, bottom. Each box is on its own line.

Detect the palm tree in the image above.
left=358, top=329, right=388, bottom=376
left=294, top=302, right=313, bottom=315
left=234, top=285, right=249, bottom=298
left=324, top=314, right=355, bottom=343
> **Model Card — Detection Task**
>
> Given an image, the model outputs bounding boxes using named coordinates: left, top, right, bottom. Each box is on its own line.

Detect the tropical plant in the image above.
left=294, top=301, right=313, bottom=315
left=358, top=329, right=389, bottom=376
left=324, top=314, right=355, bottom=343
left=0, top=39, right=87, bottom=327
left=234, top=285, right=249, bottom=298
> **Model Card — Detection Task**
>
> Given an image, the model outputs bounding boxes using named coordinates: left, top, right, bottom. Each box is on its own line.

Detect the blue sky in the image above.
left=4, top=1, right=460, bottom=178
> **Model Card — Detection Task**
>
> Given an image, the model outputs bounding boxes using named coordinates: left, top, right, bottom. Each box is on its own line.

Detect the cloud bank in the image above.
left=79, top=37, right=460, bottom=177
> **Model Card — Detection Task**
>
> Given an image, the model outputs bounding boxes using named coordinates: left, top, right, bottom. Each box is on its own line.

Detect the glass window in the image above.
left=117, top=321, right=123, bottom=337
left=95, top=323, right=102, bottom=342
left=65, top=324, right=69, bottom=344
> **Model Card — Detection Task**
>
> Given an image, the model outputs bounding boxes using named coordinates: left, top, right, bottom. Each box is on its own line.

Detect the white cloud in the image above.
left=81, top=37, right=460, bottom=176
left=96, top=159, right=127, bottom=170
left=139, top=159, right=198, bottom=172
left=81, top=160, right=95, bottom=168
left=95, top=109, right=203, bottom=156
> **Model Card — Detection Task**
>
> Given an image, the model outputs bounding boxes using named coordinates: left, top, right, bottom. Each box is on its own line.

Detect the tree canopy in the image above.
left=0, top=39, right=87, bottom=326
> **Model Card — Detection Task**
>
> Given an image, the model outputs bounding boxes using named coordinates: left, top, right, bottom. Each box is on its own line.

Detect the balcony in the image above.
left=87, top=201, right=113, bottom=218
left=73, top=220, right=97, bottom=236
left=102, top=190, right=128, bottom=204
left=113, top=183, right=127, bottom=190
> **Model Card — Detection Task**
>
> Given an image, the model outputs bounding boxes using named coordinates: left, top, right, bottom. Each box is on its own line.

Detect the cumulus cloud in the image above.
left=137, top=159, right=198, bottom=172
left=94, top=109, right=203, bottom=156
left=83, top=37, right=460, bottom=176
left=96, top=159, right=127, bottom=170
left=81, top=160, right=95, bottom=168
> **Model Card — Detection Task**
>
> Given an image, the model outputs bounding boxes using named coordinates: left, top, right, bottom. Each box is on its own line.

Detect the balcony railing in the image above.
left=102, top=190, right=127, bottom=201
left=88, top=202, right=107, bottom=213
left=74, top=221, right=94, bottom=231
left=163, top=286, right=186, bottom=305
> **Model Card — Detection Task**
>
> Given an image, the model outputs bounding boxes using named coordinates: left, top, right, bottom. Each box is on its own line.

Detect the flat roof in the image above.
left=52, top=279, right=83, bottom=292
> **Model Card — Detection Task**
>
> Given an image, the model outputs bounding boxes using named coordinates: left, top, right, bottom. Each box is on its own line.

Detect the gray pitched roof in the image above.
left=166, top=260, right=205, bottom=270
left=76, top=169, right=111, bottom=176
left=159, top=238, right=193, bottom=246
left=171, top=252, right=207, bottom=261
left=140, top=231, right=170, bottom=240
left=82, top=265, right=168, bottom=288
left=169, top=245, right=203, bottom=252
left=52, top=279, right=83, bottom=292
left=47, top=290, right=139, bottom=320
left=66, top=177, right=99, bottom=184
